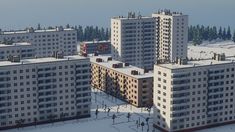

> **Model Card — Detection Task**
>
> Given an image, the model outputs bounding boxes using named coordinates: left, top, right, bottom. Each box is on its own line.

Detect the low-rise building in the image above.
left=0, top=42, right=35, bottom=61
left=153, top=53, right=235, bottom=131
left=0, top=54, right=91, bottom=130
left=80, top=40, right=111, bottom=55
left=90, top=55, right=153, bottom=107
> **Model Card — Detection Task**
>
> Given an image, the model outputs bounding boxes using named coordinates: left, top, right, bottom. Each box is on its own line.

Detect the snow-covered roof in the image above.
left=158, top=56, right=235, bottom=70
left=0, top=42, right=31, bottom=48
left=0, top=55, right=88, bottom=67
left=2, top=28, right=75, bottom=35
left=90, top=55, right=153, bottom=79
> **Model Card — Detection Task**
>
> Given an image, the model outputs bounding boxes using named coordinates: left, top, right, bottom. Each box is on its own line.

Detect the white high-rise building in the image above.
left=0, top=27, right=77, bottom=58
left=153, top=53, right=235, bottom=131
left=0, top=55, right=91, bottom=130
left=0, top=42, right=35, bottom=61
left=152, top=10, right=188, bottom=63
left=111, top=12, right=156, bottom=70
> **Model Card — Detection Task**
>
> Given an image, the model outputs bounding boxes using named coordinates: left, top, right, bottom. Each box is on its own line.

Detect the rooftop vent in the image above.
left=107, top=57, right=112, bottom=61
left=112, top=63, right=123, bottom=68
left=56, top=26, right=64, bottom=31
left=213, top=53, right=225, bottom=61
left=96, top=58, right=103, bottom=62
left=94, top=52, right=98, bottom=56
left=144, top=69, right=149, bottom=73
left=8, top=55, right=20, bottom=62
left=27, top=27, right=34, bottom=33
left=127, top=12, right=136, bottom=18
left=176, top=58, right=188, bottom=65
left=124, top=63, right=129, bottom=67
left=53, top=51, right=64, bottom=59
left=131, top=70, right=139, bottom=75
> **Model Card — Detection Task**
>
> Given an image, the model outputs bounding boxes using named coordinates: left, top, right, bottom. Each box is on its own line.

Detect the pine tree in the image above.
left=193, top=29, right=202, bottom=45
left=212, top=26, right=217, bottom=40
left=222, top=28, right=227, bottom=40
left=233, top=30, right=235, bottom=42
left=226, top=26, right=232, bottom=40
left=218, top=27, right=222, bottom=39
left=188, top=25, right=193, bottom=41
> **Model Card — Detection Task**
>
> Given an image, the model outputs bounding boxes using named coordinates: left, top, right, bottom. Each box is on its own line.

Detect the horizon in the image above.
left=0, top=0, right=234, bottom=30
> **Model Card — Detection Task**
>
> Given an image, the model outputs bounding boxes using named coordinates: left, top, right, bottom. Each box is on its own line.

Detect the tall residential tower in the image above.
left=152, top=10, right=188, bottom=63
left=111, top=12, right=156, bottom=70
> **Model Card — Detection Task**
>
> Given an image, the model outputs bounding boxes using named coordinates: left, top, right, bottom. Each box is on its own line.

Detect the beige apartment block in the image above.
left=152, top=10, right=188, bottom=63
left=111, top=12, right=156, bottom=70
left=0, top=54, right=91, bottom=130
left=90, top=55, right=153, bottom=107
left=153, top=54, right=235, bottom=132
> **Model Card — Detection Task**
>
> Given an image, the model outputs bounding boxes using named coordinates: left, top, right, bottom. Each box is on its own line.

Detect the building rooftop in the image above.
left=90, top=55, right=153, bottom=79
left=1, top=28, right=75, bottom=35
left=153, top=9, right=186, bottom=16
left=112, top=12, right=153, bottom=20
left=0, top=42, right=32, bottom=48
left=0, top=55, right=88, bottom=67
left=157, top=56, right=235, bottom=70
left=82, top=40, right=110, bottom=45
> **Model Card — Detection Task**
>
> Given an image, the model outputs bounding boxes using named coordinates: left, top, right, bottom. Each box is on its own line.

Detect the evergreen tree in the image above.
left=193, top=29, right=202, bottom=45
left=233, top=30, right=235, bottom=42
left=226, top=26, right=232, bottom=40
left=105, top=28, right=110, bottom=40
left=222, top=28, right=227, bottom=40
left=212, top=26, right=217, bottom=40
left=188, top=25, right=193, bottom=41
left=218, top=27, right=223, bottom=39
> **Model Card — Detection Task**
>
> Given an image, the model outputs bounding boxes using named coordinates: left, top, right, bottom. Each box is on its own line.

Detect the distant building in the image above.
left=90, top=55, right=153, bottom=107
left=0, top=54, right=91, bottom=130
left=80, top=40, right=111, bottom=55
left=153, top=53, right=235, bottom=131
left=0, top=27, right=78, bottom=58
left=152, top=10, right=188, bottom=63
left=111, top=12, right=156, bottom=70
left=0, top=42, right=35, bottom=61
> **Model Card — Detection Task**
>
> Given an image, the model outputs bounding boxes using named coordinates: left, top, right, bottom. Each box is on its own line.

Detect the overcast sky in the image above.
left=0, top=0, right=234, bottom=30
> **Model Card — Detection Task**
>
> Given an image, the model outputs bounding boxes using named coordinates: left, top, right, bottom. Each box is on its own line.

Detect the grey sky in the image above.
left=0, top=0, right=234, bottom=30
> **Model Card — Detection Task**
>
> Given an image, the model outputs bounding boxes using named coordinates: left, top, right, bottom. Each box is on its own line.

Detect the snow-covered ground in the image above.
left=4, top=89, right=158, bottom=132
left=188, top=41, right=235, bottom=59
left=4, top=88, right=235, bottom=132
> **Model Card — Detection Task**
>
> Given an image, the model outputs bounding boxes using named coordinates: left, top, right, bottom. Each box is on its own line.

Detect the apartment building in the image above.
left=0, top=54, right=91, bottom=130
left=90, top=55, right=153, bottom=107
left=0, top=42, right=35, bottom=61
left=80, top=40, right=111, bottom=55
left=0, top=27, right=77, bottom=57
left=153, top=53, right=235, bottom=131
left=152, top=10, right=188, bottom=63
left=111, top=12, right=156, bottom=70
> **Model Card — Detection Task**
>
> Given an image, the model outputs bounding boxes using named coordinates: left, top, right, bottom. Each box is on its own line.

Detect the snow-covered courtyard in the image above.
left=4, top=89, right=158, bottom=132
left=3, top=88, right=235, bottom=132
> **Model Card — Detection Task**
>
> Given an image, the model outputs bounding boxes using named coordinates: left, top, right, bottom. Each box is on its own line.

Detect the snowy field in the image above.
left=188, top=41, right=235, bottom=59
left=4, top=88, right=235, bottom=132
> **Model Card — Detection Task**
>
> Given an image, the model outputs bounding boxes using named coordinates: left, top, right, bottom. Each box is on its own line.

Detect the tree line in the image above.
left=38, top=24, right=111, bottom=42
left=70, top=25, right=110, bottom=42
left=189, top=25, right=235, bottom=45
